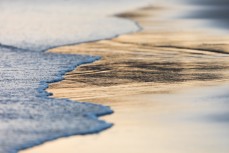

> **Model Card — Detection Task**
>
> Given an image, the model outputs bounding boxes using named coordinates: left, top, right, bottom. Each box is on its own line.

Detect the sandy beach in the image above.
left=21, top=2, right=229, bottom=153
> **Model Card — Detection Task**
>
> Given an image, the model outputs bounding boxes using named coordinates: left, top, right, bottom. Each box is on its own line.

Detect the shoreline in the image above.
left=21, top=3, right=229, bottom=153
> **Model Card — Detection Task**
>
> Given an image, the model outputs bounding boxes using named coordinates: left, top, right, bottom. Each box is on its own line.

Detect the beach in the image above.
left=21, top=2, right=229, bottom=153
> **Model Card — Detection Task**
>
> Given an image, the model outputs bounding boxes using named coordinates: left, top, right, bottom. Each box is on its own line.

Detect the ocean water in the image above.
left=0, top=0, right=152, bottom=152
left=192, top=0, right=229, bottom=22
left=182, top=0, right=229, bottom=29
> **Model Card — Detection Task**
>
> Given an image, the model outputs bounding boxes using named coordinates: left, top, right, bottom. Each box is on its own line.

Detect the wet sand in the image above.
left=21, top=3, right=229, bottom=153
left=21, top=85, right=229, bottom=153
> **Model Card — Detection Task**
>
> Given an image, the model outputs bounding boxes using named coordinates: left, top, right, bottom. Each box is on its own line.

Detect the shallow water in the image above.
left=0, top=47, right=114, bottom=153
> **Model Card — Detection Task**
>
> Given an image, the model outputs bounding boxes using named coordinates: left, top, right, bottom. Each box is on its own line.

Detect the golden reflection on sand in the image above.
left=48, top=5, right=229, bottom=101
left=21, top=3, right=229, bottom=153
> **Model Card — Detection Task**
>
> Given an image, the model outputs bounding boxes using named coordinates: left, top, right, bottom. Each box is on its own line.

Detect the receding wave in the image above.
left=0, top=0, right=151, bottom=152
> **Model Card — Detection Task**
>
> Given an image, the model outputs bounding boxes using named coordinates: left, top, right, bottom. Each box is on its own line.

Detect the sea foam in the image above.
left=0, top=0, right=151, bottom=51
